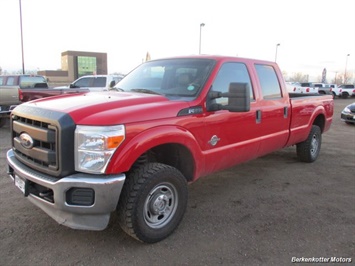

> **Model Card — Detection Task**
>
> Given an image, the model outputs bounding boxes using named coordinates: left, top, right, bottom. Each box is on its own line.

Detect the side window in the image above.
left=92, top=77, right=106, bottom=87
left=212, top=62, right=254, bottom=105
left=255, top=64, right=282, bottom=99
left=0, top=77, right=3, bottom=85
left=6, top=77, right=15, bottom=85
left=74, top=77, right=91, bottom=87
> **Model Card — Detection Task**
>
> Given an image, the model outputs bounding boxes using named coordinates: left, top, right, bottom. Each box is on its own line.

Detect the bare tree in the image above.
left=332, top=72, right=354, bottom=84
left=289, top=72, right=309, bottom=83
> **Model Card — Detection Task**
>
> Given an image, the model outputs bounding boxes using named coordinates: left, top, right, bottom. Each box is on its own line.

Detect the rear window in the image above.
left=255, top=64, right=282, bottom=99
left=19, top=76, right=47, bottom=89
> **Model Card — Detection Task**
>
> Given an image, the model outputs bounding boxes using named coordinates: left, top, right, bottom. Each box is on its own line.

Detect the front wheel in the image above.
left=117, top=163, right=188, bottom=243
left=296, top=125, right=322, bottom=163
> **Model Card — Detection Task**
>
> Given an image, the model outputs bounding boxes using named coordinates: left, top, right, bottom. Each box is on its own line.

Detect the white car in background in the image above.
left=338, top=84, right=355, bottom=99
left=286, top=82, right=303, bottom=93
left=54, top=74, right=124, bottom=92
left=299, top=82, right=319, bottom=94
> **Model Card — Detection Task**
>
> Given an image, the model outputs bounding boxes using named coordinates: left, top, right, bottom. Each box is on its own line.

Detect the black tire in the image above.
left=0, top=118, right=6, bottom=128
left=296, top=125, right=322, bottom=163
left=117, top=163, right=188, bottom=243
left=341, top=92, right=349, bottom=99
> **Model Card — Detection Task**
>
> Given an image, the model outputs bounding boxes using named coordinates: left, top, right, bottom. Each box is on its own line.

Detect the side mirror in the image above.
left=207, top=82, right=250, bottom=112
left=69, top=83, right=76, bottom=88
left=109, top=80, right=116, bottom=88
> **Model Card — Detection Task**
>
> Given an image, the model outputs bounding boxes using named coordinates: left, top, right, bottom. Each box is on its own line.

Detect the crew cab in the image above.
left=6, top=55, right=333, bottom=243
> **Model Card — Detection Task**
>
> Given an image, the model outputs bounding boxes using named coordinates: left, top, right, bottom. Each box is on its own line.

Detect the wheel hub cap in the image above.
left=143, top=183, right=178, bottom=229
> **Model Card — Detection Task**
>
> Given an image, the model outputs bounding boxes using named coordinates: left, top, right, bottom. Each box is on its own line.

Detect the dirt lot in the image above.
left=0, top=98, right=354, bottom=265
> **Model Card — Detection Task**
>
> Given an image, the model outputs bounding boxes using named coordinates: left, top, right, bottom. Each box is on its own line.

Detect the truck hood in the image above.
left=22, top=91, right=192, bottom=125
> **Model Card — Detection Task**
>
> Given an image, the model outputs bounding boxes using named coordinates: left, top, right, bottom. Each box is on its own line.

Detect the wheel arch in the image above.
left=312, top=113, right=325, bottom=133
left=106, top=126, right=203, bottom=182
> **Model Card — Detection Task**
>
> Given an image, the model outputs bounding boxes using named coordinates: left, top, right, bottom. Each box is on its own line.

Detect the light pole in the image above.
left=275, top=43, right=280, bottom=62
left=199, top=23, right=205, bottom=54
left=344, top=54, right=350, bottom=84
left=19, top=0, right=25, bottom=74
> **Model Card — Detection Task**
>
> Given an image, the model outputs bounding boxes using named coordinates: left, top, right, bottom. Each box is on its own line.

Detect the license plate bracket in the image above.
left=14, top=175, right=29, bottom=196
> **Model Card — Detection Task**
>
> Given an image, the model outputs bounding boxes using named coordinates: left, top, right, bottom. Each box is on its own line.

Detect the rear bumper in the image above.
left=7, top=149, right=126, bottom=230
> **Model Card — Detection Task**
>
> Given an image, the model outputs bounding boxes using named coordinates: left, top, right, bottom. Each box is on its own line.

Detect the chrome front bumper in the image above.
left=6, top=149, right=126, bottom=231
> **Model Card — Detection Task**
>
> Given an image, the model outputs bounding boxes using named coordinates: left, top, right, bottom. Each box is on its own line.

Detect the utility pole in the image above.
left=19, top=0, right=25, bottom=74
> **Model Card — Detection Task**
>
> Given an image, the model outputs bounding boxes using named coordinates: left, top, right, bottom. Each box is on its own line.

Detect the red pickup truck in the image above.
left=6, top=55, right=333, bottom=243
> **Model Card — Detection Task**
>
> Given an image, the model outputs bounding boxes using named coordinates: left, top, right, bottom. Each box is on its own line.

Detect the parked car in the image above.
left=298, top=82, right=319, bottom=94
left=0, top=75, right=50, bottom=127
left=313, top=83, right=332, bottom=95
left=341, top=102, right=355, bottom=124
left=326, top=84, right=340, bottom=98
left=338, top=84, right=355, bottom=99
left=286, top=82, right=303, bottom=93
left=54, top=74, right=124, bottom=92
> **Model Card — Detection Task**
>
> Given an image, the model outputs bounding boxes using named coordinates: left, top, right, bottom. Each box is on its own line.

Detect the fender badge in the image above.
left=208, top=135, right=220, bottom=146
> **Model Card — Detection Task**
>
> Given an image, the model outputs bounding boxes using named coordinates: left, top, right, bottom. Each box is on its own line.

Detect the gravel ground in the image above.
left=0, top=98, right=354, bottom=266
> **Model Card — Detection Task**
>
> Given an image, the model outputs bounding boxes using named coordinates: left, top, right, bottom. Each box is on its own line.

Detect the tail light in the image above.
left=306, top=88, right=310, bottom=92
left=293, top=87, right=296, bottom=91
left=18, top=88, right=23, bottom=101
left=339, top=89, right=342, bottom=92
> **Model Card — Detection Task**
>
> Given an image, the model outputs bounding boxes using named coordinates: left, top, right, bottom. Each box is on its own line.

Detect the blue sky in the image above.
left=1, top=0, right=354, bottom=81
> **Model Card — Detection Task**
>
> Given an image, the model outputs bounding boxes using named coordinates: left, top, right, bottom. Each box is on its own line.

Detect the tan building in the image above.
left=38, top=50, right=107, bottom=86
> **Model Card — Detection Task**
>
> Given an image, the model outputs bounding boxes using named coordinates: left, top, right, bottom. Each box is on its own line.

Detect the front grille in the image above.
left=12, top=117, right=58, bottom=171
left=11, top=105, right=76, bottom=177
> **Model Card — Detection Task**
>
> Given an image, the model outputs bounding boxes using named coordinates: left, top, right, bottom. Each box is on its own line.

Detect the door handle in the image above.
left=256, top=110, right=262, bottom=123
left=284, top=107, right=288, bottom=118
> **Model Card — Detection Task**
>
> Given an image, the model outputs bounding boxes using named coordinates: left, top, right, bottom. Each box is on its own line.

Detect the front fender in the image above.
left=105, top=125, right=204, bottom=179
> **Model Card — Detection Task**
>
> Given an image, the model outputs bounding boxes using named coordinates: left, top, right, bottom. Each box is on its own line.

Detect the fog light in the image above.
left=66, top=188, right=95, bottom=206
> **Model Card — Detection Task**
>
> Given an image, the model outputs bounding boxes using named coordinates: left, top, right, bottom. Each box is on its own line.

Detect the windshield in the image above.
left=113, top=58, right=215, bottom=100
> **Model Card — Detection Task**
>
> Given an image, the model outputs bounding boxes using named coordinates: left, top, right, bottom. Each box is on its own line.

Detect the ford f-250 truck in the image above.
left=6, top=55, right=333, bottom=243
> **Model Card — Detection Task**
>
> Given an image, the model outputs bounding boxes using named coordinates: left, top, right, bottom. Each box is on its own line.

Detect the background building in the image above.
left=38, top=50, right=107, bottom=86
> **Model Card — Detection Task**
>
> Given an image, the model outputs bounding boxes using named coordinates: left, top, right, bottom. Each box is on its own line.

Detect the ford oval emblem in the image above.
left=19, top=133, right=34, bottom=149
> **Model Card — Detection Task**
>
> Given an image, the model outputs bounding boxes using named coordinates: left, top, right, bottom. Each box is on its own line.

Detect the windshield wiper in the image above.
left=110, top=87, right=124, bottom=92
left=131, top=88, right=161, bottom=95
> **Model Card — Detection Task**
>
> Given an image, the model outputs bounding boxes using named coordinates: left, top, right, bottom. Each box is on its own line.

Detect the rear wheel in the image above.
left=296, top=125, right=322, bottom=163
left=341, top=92, right=349, bottom=99
left=117, top=163, right=188, bottom=243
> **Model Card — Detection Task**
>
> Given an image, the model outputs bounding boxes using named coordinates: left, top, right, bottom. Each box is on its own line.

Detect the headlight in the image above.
left=342, top=107, right=351, bottom=114
left=75, top=125, right=125, bottom=174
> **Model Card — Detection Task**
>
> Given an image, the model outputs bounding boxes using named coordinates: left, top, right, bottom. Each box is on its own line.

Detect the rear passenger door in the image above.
left=254, top=64, right=291, bottom=156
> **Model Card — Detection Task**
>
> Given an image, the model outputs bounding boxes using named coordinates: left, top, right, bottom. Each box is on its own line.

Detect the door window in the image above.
left=74, top=77, right=92, bottom=87
left=92, top=77, right=106, bottom=87
left=255, top=64, right=282, bottom=99
left=212, top=62, right=254, bottom=105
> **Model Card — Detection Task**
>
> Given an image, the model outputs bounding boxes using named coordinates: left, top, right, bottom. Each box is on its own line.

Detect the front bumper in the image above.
left=7, top=149, right=126, bottom=230
left=341, top=113, right=355, bottom=124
